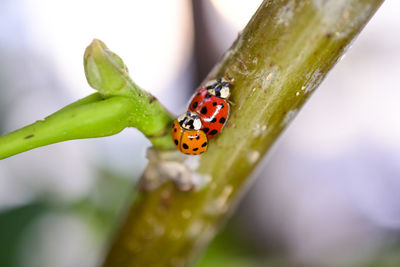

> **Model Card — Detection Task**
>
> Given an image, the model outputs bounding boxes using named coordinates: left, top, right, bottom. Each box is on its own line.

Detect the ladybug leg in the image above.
left=228, top=121, right=237, bottom=128
left=222, top=74, right=235, bottom=85
left=227, top=99, right=240, bottom=110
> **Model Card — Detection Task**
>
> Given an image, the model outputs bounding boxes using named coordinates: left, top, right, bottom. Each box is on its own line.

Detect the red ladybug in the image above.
left=188, top=77, right=233, bottom=139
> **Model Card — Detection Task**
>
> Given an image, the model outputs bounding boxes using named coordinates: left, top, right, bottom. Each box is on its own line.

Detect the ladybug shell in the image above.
left=188, top=88, right=229, bottom=139
left=172, top=120, right=208, bottom=155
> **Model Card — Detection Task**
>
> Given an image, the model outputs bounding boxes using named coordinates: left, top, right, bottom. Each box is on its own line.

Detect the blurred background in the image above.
left=0, top=1, right=399, bottom=266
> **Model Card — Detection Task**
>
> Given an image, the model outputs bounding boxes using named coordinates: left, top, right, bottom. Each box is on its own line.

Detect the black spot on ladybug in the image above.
left=220, top=104, right=225, bottom=108
left=174, top=128, right=177, bottom=132
left=196, top=135, right=200, bottom=140
left=219, top=117, right=226, bottom=124
left=193, top=148, right=199, bottom=151
left=211, top=118, right=217, bottom=123
left=209, top=129, right=218, bottom=135
left=212, top=102, right=217, bottom=106
left=200, top=107, right=207, bottom=114
left=197, top=92, right=201, bottom=96
left=205, top=93, right=212, bottom=99
left=203, top=128, right=209, bottom=133
left=183, top=143, right=189, bottom=149
left=201, top=142, right=207, bottom=147
left=192, top=102, right=198, bottom=109
left=174, top=139, right=178, bottom=145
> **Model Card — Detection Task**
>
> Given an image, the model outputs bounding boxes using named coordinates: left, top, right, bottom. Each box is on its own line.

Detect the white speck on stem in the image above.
left=247, top=151, right=260, bottom=164
left=276, top=0, right=295, bottom=26
left=183, top=152, right=200, bottom=169
left=281, top=109, right=299, bottom=127
left=262, top=72, right=273, bottom=89
left=182, top=155, right=212, bottom=190
left=195, top=226, right=217, bottom=249
left=260, top=65, right=280, bottom=90
left=252, top=123, right=268, bottom=137
left=141, top=148, right=212, bottom=192
left=182, top=210, right=192, bottom=219
left=204, top=185, right=234, bottom=216
left=186, top=221, right=204, bottom=239
left=302, top=69, right=323, bottom=94
left=192, top=173, right=212, bottom=190
left=338, top=53, right=347, bottom=63
left=312, top=0, right=373, bottom=40
left=312, top=0, right=348, bottom=29
left=153, top=224, right=165, bottom=237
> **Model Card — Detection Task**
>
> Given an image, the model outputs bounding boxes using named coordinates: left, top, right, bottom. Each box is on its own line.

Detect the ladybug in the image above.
left=171, top=111, right=208, bottom=155
left=188, top=77, right=233, bottom=139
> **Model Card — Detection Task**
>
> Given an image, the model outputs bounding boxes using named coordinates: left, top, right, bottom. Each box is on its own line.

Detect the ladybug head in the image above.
left=205, top=77, right=233, bottom=99
left=177, top=111, right=202, bottom=130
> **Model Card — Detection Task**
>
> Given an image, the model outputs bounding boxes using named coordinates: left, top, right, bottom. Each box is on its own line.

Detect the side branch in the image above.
left=0, top=40, right=175, bottom=159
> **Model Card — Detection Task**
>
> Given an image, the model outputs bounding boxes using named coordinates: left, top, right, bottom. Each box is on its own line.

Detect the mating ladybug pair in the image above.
left=172, top=77, right=233, bottom=155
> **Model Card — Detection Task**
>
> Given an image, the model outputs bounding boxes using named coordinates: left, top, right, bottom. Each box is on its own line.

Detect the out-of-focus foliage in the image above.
left=0, top=169, right=132, bottom=267
left=0, top=203, right=46, bottom=267
left=196, top=224, right=282, bottom=267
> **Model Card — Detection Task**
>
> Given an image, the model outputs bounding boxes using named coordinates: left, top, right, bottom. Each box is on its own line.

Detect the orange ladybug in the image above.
left=172, top=112, right=208, bottom=155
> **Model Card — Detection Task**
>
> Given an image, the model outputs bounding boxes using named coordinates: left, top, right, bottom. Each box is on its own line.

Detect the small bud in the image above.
left=84, top=39, right=131, bottom=97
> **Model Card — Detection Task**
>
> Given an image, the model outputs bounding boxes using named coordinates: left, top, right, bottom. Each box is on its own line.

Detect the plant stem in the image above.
left=0, top=40, right=175, bottom=159
left=0, top=94, right=172, bottom=159
left=102, top=0, right=384, bottom=266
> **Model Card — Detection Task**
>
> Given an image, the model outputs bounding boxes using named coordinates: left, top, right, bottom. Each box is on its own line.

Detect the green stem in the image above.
left=0, top=41, right=175, bottom=159
left=102, top=0, right=384, bottom=266
left=0, top=94, right=171, bottom=159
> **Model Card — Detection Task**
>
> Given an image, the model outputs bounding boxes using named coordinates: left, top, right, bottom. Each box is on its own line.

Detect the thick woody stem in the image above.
left=103, top=0, right=384, bottom=266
